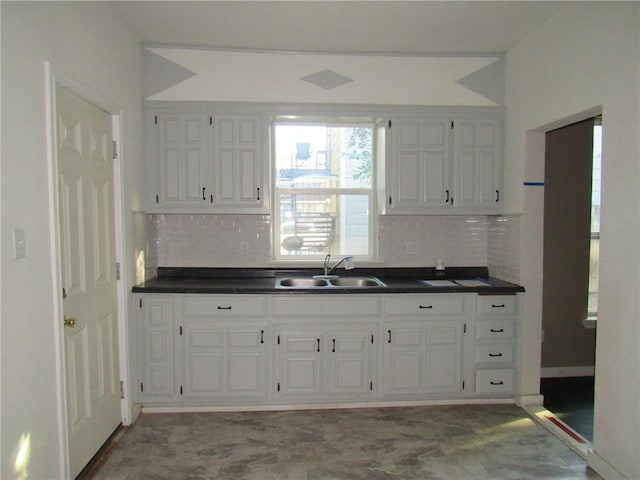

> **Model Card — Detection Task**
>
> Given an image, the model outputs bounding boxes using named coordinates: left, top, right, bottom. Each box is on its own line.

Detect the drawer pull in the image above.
left=419, top=305, right=433, bottom=309
left=491, top=304, right=506, bottom=308
left=317, top=338, right=321, bottom=352
left=489, top=353, right=503, bottom=357
left=260, top=330, right=264, bottom=344
left=388, top=330, right=392, bottom=343
left=490, top=328, right=505, bottom=333
left=490, top=381, right=504, bottom=385
left=332, top=339, right=336, bottom=352
left=217, top=306, right=232, bottom=310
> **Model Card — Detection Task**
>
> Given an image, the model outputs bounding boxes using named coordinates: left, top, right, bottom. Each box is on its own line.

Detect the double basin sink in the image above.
left=275, top=276, right=492, bottom=289
left=276, top=276, right=386, bottom=289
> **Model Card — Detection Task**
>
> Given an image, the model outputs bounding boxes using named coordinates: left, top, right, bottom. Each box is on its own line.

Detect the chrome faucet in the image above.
left=323, top=254, right=354, bottom=276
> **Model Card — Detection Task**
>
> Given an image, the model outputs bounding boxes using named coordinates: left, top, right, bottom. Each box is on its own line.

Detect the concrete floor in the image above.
left=90, top=405, right=601, bottom=480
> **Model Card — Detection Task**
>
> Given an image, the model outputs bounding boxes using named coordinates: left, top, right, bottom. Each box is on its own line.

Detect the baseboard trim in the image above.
left=141, top=398, right=516, bottom=414
left=587, top=450, right=629, bottom=479
left=541, top=366, right=595, bottom=378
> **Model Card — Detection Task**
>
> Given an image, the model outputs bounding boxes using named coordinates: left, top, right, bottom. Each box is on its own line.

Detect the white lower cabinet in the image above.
left=275, top=326, right=377, bottom=401
left=137, top=294, right=176, bottom=402
left=382, top=294, right=467, bottom=396
left=135, top=291, right=520, bottom=407
left=177, top=295, right=268, bottom=401
left=271, top=295, right=379, bottom=402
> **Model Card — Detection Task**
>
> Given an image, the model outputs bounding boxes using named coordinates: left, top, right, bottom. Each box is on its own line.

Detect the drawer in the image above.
left=181, top=295, right=266, bottom=317
left=385, top=294, right=465, bottom=316
left=475, top=343, right=514, bottom=364
left=475, top=320, right=515, bottom=341
left=475, top=369, right=514, bottom=394
left=271, top=295, right=380, bottom=317
left=477, top=295, right=516, bottom=315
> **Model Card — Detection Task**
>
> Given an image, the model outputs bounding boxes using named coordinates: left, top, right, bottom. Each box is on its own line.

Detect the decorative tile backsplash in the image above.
left=487, top=214, right=521, bottom=283
left=144, top=213, right=520, bottom=272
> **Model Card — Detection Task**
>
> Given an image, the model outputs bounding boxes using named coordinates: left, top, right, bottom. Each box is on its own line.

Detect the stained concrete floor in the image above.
left=91, top=405, right=601, bottom=480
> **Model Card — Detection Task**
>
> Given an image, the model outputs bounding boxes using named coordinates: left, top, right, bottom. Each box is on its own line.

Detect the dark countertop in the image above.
left=132, top=267, right=525, bottom=295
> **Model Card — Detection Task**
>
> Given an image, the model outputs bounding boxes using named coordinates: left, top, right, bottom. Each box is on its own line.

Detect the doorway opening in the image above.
left=540, top=117, right=601, bottom=443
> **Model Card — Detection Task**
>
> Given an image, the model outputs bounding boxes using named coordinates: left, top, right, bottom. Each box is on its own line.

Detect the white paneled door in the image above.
left=56, top=86, right=121, bottom=478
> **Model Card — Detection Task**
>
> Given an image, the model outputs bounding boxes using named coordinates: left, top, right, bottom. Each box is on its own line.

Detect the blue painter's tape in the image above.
left=523, top=181, right=545, bottom=186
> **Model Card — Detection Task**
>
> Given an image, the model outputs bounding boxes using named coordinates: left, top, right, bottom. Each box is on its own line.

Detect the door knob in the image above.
left=64, top=317, right=77, bottom=328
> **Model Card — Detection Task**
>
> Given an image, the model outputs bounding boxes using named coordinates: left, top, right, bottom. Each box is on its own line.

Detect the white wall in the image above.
left=1, top=3, right=143, bottom=478
left=505, top=3, right=640, bottom=478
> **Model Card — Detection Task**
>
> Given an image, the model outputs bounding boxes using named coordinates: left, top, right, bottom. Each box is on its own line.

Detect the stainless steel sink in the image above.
left=329, top=277, right=386, bottom=288
left=275, top=276, right=386, bottom=289
left=277, top=278, right=329, bottom=288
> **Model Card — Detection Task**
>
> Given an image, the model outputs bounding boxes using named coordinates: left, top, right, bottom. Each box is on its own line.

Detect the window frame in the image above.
left=270, top=115, right=380, bottom=262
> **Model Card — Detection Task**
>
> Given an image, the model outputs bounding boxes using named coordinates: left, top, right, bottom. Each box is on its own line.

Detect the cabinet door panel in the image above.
left=183, top=325, right=224, bottom=397
left=277, top=331, right=323, bottom=397
left=218, top=150, right=236, bottom=201
left=189, top=353, right=223, bottom=394
left=161, top=149, right=181, bottom=201
left=424, top=151, right=447, bottom=203
left=396, top=152, right=422, bottom=205
left=151, top=113, right=209, bottom=210
left=139, top=296, right=174, bottom=399
left=327, top=331, right=373, bottom=396
left=426, top=349, right=459, bottom=390
left=389, top=351, right=423, bottom=391
left=213, top=115, right=264, bottom=209
left=228, top=353, right=262, bottom=393
left=384, top=324, right=425, bottom=394
left=425, top=321, right=462, bottom=393
left=240, top=150, right=258, bottom=201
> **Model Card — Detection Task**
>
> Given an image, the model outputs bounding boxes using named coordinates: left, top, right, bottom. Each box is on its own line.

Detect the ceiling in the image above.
left=110, top=1, right=569, bottom=55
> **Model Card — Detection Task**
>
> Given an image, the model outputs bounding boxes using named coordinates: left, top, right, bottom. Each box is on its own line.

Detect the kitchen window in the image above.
left=272, top=117, right=379, bottom=261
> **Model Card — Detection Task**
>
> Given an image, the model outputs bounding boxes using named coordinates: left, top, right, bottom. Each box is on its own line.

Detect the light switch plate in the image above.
left=13, top=228, right=26, bottom=259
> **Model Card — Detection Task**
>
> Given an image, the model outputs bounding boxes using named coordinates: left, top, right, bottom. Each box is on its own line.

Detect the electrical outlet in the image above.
left=240, top=241, right=249, bottom=255
left=404, top=242, right=417, bottom=255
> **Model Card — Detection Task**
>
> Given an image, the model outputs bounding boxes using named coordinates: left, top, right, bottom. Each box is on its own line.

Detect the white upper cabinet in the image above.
left=144, top=107, right=268, bottom=213
left=453, top=118, right=502, bottom=211
left=146, top=112, right=211, bottom=211
left=387, top=111, right=502, bottom=214
left=213, top=115, right=265, bottom=210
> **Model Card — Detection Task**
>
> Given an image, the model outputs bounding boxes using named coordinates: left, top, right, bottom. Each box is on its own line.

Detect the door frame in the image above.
left=44, top=62, right=131, bottom=479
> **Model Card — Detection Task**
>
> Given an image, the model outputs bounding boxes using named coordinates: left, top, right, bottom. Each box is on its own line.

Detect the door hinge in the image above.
left=120, top=381, right=125, bottom=399
left=112, top=140, right=118, bottom=159
left=116, top=262, right=121, bottom=281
